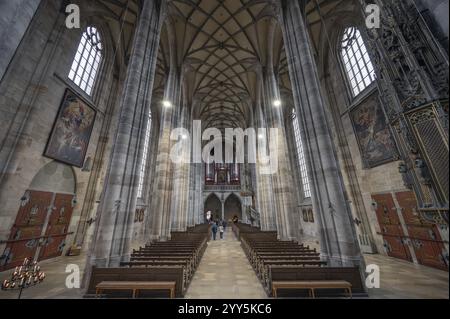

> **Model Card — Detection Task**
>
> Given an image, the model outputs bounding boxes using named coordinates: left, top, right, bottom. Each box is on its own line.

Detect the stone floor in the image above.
left=365, top=254, right=449, bottom=299
left=185, top=229, right=268, bottom=299
left=0, top=254, right=86, bottom=299
left=0, top=232, right=448, bottom=299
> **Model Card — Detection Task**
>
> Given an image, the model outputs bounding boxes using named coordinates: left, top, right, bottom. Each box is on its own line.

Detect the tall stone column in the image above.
left=221, top=201, right=225, bottom=221
left=262, top=67, right=299, bottom=241
left=280, top=0, right=362, bottom=267
left=254, top=90, right=277, bottom=231
left=170, top=102, right=191, bottom=231
left=148, top=67, right=181, bottom=241
left=88, top=0, right=164, bottom=268
left=190, top=163, right=204, bottom=225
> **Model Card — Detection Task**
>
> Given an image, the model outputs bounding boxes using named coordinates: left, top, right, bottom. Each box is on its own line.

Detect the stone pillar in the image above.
left=221, top=200, right=225, bottom=221
left=170, top=103, right=191, bottom=231
left=193, top=163, right=204, bottom=225
left=0, top=0, right=41, bottom=82
left=148, top=67, right=181, bottom=241
left=280, top=0, right=362, bottom=267
left=254, top=96, right=277, bottom=232
left=142, top=118, right=161, bottom=240
left=262, top=67, right=299, bottom=241
left=88, top=0, right=163, bottom=267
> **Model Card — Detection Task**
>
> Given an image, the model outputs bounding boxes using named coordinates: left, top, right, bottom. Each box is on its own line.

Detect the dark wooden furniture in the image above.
left=272, top=280, right=352, bottom=298
left=95, top=281, right=176, bottom=299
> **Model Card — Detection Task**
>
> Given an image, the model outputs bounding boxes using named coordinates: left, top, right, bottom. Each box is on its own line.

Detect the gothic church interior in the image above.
left=0, top=0, right=448, bottom=300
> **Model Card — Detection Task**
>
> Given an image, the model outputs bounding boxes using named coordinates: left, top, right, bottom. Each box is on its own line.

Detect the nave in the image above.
left=0, top=225, right=448, bottom=299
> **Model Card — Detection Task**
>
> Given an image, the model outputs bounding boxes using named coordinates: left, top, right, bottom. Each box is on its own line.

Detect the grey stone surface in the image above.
left=280, top=0, right=362, bottom=267
left=0, top=0, right=41, bottom=82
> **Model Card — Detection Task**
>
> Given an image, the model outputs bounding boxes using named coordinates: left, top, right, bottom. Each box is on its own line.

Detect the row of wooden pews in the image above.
left=121, top=231, right=208, bottom=288
left=233, top=223, right=366, bottom=298
left=87, top=224, right=210, bottom=298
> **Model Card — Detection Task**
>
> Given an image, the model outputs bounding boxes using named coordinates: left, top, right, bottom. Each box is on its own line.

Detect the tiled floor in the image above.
left=185, top=229, right=268, bottom=299
left=0, top=233, right=448, bottom=299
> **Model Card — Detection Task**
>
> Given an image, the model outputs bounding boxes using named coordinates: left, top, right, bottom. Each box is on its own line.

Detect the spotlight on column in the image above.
left=182, top=134, right=188, bottom=140
left=258, top=134, right=264, bottom=140
left=162, top=100, right=172, bottom=108
left=273, top=100, right=282, bottom=107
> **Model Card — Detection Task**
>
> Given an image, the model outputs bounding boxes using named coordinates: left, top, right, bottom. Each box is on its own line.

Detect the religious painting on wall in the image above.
left=45, top=89, right=96, bottom=168
left=350, top=95, right=397, bottom=168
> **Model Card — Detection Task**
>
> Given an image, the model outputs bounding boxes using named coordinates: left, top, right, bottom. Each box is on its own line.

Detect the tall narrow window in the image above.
left=137, top=113, right=152, bottom=198
left=69, top=26, right=103, bottom=96
left=292, top=109, right=311, bottom=198
left=341, top=27, right=376, bottom=97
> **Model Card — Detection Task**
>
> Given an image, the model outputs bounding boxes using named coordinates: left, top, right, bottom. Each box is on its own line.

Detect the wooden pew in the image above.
left=233, top=222, right=366, bottom=298
left=96, top=281, right=176, bottom=299
left=123, top=225, right=209, bottom=291
left=87, top=266, right=185, bottom=298
left=87, top=224, right=210, bottom=299
left=272, top=280, right=352, bottom=299
left=268, top=266, right=366, bottom=298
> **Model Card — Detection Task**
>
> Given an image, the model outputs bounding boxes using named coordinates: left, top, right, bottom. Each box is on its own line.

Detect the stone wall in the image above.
left=0, top=0, right=125, bottom=258
left=323, top=36, right=406, bottom=256
left=413, top=0, right=449, bottom=41
left=0, top=0, right=41, bottom=82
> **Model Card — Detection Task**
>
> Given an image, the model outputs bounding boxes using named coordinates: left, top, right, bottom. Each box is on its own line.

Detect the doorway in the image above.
left=204, top=193, right=221, bottom=222
left=0, top=162, right=76, bottom=271
left=224, top=194, right=242, bottom=223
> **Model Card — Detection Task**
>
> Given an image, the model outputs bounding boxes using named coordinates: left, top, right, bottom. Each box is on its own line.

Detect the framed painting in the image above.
left=44, top=89, right=96, bottom=168
left=350, top=95, right=397, bottom=168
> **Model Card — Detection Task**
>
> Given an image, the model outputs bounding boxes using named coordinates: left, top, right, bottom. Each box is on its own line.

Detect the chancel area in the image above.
left=0, top=0, right=448, bottom=299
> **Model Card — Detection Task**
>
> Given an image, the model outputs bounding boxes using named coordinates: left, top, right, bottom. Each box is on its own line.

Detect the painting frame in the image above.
left=349, top=94, right=397, bottom=169
left=44, top=89, right=97, bottom=168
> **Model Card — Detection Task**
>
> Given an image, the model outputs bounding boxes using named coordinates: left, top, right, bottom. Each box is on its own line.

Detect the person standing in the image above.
left=211, top=222, right=218, bottom=241
left=219, top=224, right=224, bottom=240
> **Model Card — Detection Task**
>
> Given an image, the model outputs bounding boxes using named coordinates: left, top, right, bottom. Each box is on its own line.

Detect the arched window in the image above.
left=137, top=112, right=152, bottom=198
left=341, top=27, right=376, bottom=97
left=292, top=109, right=311, bottom=198
left=69, top=26, right=103, bottom=96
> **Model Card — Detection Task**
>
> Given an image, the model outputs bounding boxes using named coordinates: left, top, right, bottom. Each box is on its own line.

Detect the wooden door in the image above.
left=0, top=191, right=52, bottom=271
left=372, top=193, right=412, bottom=262
left=395, top=191, right=448, bottom=271
left=39, top=193, right=75, bottom=261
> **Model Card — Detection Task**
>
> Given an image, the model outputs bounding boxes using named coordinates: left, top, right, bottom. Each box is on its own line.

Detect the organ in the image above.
left=205, top=163, right=240, bottom=185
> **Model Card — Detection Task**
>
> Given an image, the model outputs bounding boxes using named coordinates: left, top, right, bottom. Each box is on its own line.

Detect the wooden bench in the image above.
left=95, top=281, right=176, bottom=299
left=87, top=266, right=185, bottom=298
left=272, top=280, right=352, bottom=298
